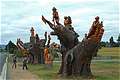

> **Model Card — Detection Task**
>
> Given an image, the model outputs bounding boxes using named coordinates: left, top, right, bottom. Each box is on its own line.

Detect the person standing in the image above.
left=22, top=56, right=28, bottom=70
left=12, top=55, right=17, bottom=69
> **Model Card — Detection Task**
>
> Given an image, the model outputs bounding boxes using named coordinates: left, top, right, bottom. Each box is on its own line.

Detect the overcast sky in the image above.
left=0, top=0, right=119, bottom=44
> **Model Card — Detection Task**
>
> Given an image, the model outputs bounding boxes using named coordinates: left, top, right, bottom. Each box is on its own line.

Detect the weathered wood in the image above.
left=42, top=16, right=104, bottom=76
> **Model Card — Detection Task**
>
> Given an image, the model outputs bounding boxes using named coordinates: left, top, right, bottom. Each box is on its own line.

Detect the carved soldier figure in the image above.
left=87, top=16, right=101, bottom=38
left=64, top=16, right=73, bottom=30
left=44, top=35, right=53, bottom=69
left=67, top=16, right=72, bottom=25
left=64, top=16, right=68, bottom=26
left=94, top=21, right=103, bottom=36
left=64, top=16, right=79, bottom=38
left=52, top=7, right=59, bottom=25
left=92, top=16, right=100, bottom=27
left=30, top=27, right=35, bottom=37
left=30, top=27, right=36, bottom=44
left=35, top=34, right=40, bottom=43
left=64, top=16, right=72, bottom=26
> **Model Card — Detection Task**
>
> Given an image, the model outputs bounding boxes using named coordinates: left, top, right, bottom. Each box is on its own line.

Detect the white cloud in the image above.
left=1, top=0, right=119, bottom=44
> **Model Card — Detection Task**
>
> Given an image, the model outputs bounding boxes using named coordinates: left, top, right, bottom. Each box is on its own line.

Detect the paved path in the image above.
left=9, top=62, right=39, bottom=80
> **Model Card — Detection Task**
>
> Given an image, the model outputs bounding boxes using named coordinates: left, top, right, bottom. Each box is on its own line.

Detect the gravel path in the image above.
left=9, top=62, right=39, bottom=80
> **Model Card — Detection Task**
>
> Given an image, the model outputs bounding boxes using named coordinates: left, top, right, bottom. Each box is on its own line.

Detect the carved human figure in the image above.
left=17, top=38, right=24, bottom=46
left=35, top=34, right=40, bottom=44
left=44, top=47, right=52, bottom=64
left=87, top=16, right=101, bottom=38
left=44, top=35, right=53, bottom=68
left=52, top=7, right=59, bottom=25
left=64, top=16, right=72, bottom=27
left=41, top=15, right=104, bottom=76
left=65, top=16, right=79, bottom=38
left=64, top=16, right=68, bottom=26
left=67, top=16, right=72, bottom=25
left=30, top=27, right=35, bottom=37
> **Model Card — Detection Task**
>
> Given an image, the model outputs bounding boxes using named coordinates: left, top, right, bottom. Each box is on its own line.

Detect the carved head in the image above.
left=52, top=7, right=57, bottom=12
left=95, top=16, right=99, bottom=21
left=30, top=27, right=35, bottom=37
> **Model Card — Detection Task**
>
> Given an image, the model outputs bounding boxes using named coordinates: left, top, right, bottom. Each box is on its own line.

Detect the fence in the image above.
left=0, top=53, right=8, bottom=80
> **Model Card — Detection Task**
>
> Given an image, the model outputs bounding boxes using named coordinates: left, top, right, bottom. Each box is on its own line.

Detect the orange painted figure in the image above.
left=94, top=21, right=103, bottom=36
left=96, top=22, right=104, bottom=42
left=87, top=16, right=100, bottom=39
left=52, top=7, right=59, bottom=25
left=44, top=47, right=52, bottom=64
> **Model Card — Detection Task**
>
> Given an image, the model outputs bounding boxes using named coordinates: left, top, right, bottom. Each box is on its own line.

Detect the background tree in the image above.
left=100, top=41, right=106, bottom=47
left=109, top=36, right=115, bottom=47
left=5, top=40, right=18, bottom=54
left=117, top=34, right=120, bottom=47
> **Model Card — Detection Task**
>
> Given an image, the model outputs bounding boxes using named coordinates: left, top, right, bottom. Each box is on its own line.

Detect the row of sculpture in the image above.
left=51, top=7, right=104, bottom=43
left=17, top=27, right=54, bottom=65
left=41, top=7, right=104, bottom=76
left=16, top=7, right=104, bottom=77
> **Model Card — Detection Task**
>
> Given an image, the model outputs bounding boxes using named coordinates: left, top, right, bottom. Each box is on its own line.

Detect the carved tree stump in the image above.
left=41, top=16, right=104, bottom=77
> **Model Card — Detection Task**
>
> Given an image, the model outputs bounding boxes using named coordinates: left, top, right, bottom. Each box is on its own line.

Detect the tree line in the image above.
left=1, top=34, right=119, bottom=54
left=100, top=34, right=120, bottom=47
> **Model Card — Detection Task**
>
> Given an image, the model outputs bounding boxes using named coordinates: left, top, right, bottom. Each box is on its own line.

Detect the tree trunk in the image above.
left=59, top=41, right=98, bottom=76
left=41, top=16, right=103, bottom=77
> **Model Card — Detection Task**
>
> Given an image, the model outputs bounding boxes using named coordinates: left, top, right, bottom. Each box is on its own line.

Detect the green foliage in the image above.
left=49, top=47, right=60, bottom=59
left=109, top=36, right=115, bottom=47
left=109, top=36, right=114, bottom=43
left=5, top=40, right=18, bottom=54
left=100, top=34, right=120, bottom=47
left=0, top=48, right=6, bottom=52
left=100, top=41, right=106, bottom=47
left=117, top=34, right=120, bottom=47
left=117, top=34, right=120, bottom=42
left=14, top=49, right=22, bottom=57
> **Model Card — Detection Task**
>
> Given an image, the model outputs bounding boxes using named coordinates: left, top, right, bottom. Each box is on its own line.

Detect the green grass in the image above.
left=28, top=63, right=60, bottom=80
left=98, top=47, right=120, bottom=59
left=92, top=62, right=120, bottom=80
left=28, top=61, right=120, bottom=80
left=28, top=47, right=120, bottom=80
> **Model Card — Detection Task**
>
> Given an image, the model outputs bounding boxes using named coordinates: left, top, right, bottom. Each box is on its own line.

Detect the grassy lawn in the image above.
left=28, top=62, right=119, bottom=80
left=28, top=63, right=60, bottom=80
left=28, top=47, right=120, bottom=80
left=91, top=62, right=119, bottom=80
left=98, top=47, right=120, bottom=59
